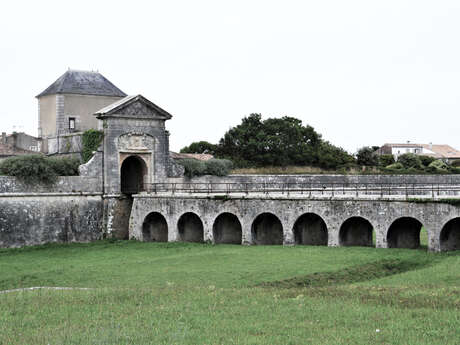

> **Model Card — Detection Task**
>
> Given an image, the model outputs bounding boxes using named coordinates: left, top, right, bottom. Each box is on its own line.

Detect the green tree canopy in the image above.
left=216, top=113, right=354, bottom=168
left=180, top=141, right=217, bottom=154
left=356, top=146, right=379, bottom=166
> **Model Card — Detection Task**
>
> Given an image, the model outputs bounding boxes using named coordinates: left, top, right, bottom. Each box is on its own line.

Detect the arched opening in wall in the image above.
left=293, top=213, right=328, bottom=245
left=440, top=218, right=460, bottom=251
left=213, top=213, right=242, bottom=244
left=142, top=212, right=168, bottom=242
left=387, top=217, right=423, bottom=249
left=120, top=155, right=147, bottom=195
left=251, top=213, right=283, bottom=245
left=177, top=212, right=204, bottom=243
left=339, top=217, right=374, bottom=247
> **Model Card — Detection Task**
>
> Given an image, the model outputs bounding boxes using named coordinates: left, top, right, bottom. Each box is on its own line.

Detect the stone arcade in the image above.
left=0, top=94, right=460, bottom=251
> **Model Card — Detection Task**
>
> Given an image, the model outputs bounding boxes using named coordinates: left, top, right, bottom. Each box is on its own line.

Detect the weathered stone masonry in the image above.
left=0, top=176, right=103, bottom=248
left=1, top=93, right=460, bottom=251
left=129, top=194, right=460, bottom=251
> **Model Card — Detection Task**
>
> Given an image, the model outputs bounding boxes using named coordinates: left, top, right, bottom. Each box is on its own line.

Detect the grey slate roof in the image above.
left=36, top=70, right=127, bottom=98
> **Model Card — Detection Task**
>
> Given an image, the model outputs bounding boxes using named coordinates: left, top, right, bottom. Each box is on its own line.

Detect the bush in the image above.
left=178, top=158, right=233, bottom=178
left=419, top=155, right=436, bottom=167
left=450, top=159, right=460, bottom=167
left=82, top=129, right=103, bottom=163
left=397, top=153, right=423, bottom=169
left=47, top=156, right=81, bottom=176
left=427, top=159, right=449, bottom=173
left=356, top=146, right=378, bottom=166
left=378, top=154, right=395, bottom=167
left=0, top=155, right=81, bottom=185
left=385, top=162, right=404, bottom=170
left=0, top=155, right=57, bottom=185
left=178, top=159, right=207, bottom=178
left=204, top=159, right=233, bottom=176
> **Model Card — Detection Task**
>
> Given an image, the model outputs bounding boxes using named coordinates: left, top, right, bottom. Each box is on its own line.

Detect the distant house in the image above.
left=1, top=132, right=40, bottom=152
left=170, top=152, right=214, bottom=161
left=0, top=132, right=37, bottom=161
left=36, top=69, right=126, bottom=154
left=377, top=142, right=460, bottom=162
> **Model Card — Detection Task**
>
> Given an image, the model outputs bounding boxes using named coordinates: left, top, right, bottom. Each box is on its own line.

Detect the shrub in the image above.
left=205, top=159, right=233, bottom=176
left=178, top=158, right=233, bottom=178
left=47, top=156, right=81, bottom=176
left=0, top=155, right=81, bottom=185
left=82, top=129, right=104, bottom=163
left=385, top=162, right=404, bottom=170
left=427, top=159, right=449, bottom=173
left=450, top=159, right=460, bottom=167
left=397, top=153, right=423, bottom=169
left=356, top=146, right=378, bottom=166
left=378, top=154, right=395, bottom=167
left=178, top=159, right=207, bottom=178
left=0, top=155, right=57, bottom=185
left=419, top=155, right=436, bottom=167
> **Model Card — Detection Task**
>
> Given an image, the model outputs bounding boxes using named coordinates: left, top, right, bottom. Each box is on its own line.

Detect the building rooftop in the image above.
left=36, top=70, right=127, bottom=98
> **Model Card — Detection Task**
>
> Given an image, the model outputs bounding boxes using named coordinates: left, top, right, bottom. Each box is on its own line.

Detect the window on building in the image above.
left=69, top=118, right=75, bottom=131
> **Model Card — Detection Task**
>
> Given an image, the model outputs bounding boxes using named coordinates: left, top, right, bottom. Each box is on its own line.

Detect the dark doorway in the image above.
left=339, top=217, right=374, bottom=247
left=251, top=213, right=283, bottom=245
left=387, top=217, right=423, bottom=249
left=440, top=218, right=460, bottom=251
left=293, top=213, right=328, bottom=245
left=142, top=212, right=168, bottom=242
left=213, top=213, right=242, bottom=244
left=177, top=213, right=204, bottom=243
left=120, top=155, right=147, bottom=194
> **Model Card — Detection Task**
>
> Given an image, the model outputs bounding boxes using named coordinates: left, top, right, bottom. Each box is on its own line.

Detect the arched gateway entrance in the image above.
left=120, top=155, right=148, bottom=194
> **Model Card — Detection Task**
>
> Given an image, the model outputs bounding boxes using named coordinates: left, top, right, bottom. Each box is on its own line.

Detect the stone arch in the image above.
left=387, top=217, right=423, bottom=249
left=142, top=212, right=168, bottom=242
left=293, top=213, right=328, bottom=245
left=212, top=213, right=242, bottom=244
left=177, top=212, right=204, bottom=243
left=120, top=155, right=148, bottom=194
left=440, top=218, right=460, bottom=251
left=339, top=216, right=374, bottom=247
left=251, top=213, right=283, bottom=245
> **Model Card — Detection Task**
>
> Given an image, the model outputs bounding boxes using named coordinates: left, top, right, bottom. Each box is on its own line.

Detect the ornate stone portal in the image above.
left=92, top=95, right=177, bottom=238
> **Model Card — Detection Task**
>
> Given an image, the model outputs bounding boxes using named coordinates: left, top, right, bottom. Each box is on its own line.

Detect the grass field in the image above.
left=0, top=241, right=459, bottom=345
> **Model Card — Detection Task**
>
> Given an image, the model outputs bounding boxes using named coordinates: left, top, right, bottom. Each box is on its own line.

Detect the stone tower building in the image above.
left=36, top=70, right=126, bottom=153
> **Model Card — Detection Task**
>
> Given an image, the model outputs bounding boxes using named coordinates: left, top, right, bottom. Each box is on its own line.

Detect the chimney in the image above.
left=11, top=132, right=17, bottom=148
left=1, top=132, right=5, bottom=144
left=429, top=142, right=433, bottom=150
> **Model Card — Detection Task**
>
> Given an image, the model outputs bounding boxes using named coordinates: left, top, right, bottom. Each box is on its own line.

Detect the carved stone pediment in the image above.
left=118, top=133, right=156, bottom=151
left=116, top=101, right=159, bottom=118
left=95, top=94, right=172, bottom=120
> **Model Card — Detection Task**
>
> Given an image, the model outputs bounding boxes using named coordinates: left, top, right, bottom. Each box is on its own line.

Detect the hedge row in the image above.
left=0, top=155, right=80, bottom=185
left=177, top=158, right=233, bottom=178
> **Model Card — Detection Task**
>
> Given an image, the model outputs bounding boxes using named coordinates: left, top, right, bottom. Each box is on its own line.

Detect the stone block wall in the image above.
left=0, top=176, right=103, bottom=248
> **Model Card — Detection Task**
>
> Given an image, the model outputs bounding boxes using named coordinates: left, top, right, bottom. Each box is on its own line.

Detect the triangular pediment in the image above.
left=94, top=94, right=172, bottom=120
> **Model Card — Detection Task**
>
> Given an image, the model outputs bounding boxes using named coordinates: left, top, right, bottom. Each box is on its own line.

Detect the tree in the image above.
left=356, top=146, right=378, bottom=166
left=397, top=153, right=423, bottom=169
left=216, top=113, right=354, bottom=168
left=180, top=141, right=217, bottom=154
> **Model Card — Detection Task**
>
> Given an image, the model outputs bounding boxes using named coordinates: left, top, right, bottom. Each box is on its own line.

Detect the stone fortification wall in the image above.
left=0, top=176, right=103, bottom=248
left=169, top=174, right=460, bottom=185
left=0, top=176, right=102, bottom=194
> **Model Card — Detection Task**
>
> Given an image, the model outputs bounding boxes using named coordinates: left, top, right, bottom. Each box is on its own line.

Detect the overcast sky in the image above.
left=1, top=0, right=459, bottom=153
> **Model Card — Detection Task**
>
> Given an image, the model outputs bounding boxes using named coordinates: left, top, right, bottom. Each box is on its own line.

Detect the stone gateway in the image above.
left=1, top=94, right=460, bottom=251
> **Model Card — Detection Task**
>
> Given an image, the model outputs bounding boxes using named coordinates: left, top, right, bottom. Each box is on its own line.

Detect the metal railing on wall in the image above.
left=143, top=182, right=460, bottom=198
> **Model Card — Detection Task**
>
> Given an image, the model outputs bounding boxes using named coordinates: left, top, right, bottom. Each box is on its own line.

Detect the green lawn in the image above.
left=0, top=241, right=459, bottom=345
